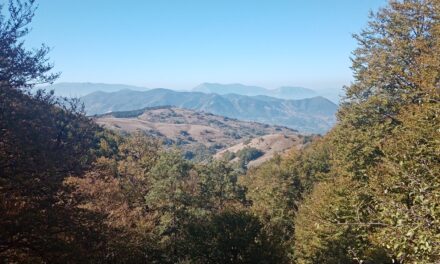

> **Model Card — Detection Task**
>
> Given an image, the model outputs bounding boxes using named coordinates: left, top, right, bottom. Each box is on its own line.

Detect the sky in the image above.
left=25, top=0, right=387, bottom=92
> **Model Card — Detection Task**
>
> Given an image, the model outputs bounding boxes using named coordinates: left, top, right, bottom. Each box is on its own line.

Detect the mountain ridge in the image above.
left=40, top=82, right=339, bottom=102
left=39, top=82, right=149, bottom=97
left=81, top=88, right=337, bottom=134
left=193, top=82, right=318, bottom=100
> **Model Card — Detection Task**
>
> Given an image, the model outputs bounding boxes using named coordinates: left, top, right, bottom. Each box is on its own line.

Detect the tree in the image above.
left=236, top=147, right=264, bottom=169
left=241, top=139, right=333, bottom=262
left=144, top=150, right=195, bottom=262
left=0, top=1, right=107, bottom=262
left=0, top=0, right=59, bottom=89
left=294, top=175, right=391, bottom=264
left=66, top=133, right=164, bottom=263
left=335, top=0, right=440, bottom=180
left=293, top=0, right=440, bottom=263
left=184, top=210, right=286, bottom=264
left=196, top=160, right=247, bottom=212
left=241, top=155, right=300, bottom=261
left=370, top=102, right=440, bottom=263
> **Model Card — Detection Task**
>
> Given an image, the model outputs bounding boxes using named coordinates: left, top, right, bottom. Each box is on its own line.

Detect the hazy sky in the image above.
left=26, top=0, right=387, bottom=91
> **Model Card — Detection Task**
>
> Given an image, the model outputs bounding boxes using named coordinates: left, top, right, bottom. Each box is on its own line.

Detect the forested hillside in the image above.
left=243, top=1, right=440, bottom=263
left=1, top=0, right=439, bottom=263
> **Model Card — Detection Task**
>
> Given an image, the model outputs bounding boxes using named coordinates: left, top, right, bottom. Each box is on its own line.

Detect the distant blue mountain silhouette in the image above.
left=193, top=83, right=318, bottom=100
left=81, top=88, right=337, bottom=134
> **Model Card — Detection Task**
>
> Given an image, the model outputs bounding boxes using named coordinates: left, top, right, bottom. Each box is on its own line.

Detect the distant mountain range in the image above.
left=39, top=82, right=149, bottom=97
left=81, top=88, right=337, bottom=134
left=193, top=83, right=318, bottom=100
left=42, top=82, right=341, bottom=102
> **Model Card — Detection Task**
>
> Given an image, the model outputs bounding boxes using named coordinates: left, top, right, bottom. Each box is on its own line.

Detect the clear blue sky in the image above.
left=26, top=0, right=387, bottom=91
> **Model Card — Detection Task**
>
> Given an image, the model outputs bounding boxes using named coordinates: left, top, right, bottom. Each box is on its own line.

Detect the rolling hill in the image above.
left=82, top=88, right=337, bottom=134
left=95, top=106, right=304, bottom=162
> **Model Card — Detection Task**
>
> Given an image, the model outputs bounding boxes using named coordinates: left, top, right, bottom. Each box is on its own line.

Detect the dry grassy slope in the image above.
left=95, top=106, right=304, bottom=161
left=215, top=133, right=303, bottom=167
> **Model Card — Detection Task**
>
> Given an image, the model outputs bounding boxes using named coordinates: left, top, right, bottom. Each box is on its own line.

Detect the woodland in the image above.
left=1, top=0, right=439, bottom=263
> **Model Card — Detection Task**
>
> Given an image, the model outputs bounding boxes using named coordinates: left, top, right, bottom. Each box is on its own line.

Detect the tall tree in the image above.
left=0, top=1, right=104, bottom=262
left=294, top=0, right=440, bottom=263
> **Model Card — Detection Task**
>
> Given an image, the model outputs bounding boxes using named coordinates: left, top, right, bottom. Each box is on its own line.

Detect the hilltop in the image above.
left=95, top=106, right=304, bottom=161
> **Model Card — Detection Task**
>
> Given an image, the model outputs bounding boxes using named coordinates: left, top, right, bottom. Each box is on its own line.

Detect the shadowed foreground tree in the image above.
left=0, top=0, right=107, bottom=262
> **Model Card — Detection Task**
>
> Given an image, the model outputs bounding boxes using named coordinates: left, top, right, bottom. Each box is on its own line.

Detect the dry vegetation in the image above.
left=215, top=134, right=303, bottom=167
left=95, top=106, right=304, bottom=161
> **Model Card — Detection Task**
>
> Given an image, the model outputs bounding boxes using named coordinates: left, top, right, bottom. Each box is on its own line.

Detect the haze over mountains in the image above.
left=40, top=82, right=339, bottom=133
left=81, top=88, right=337, bottom=134
left=193, top=83, right=319, bottom=100
left=41, top=82, right=149, bottom=97
left=43, top=82, right=340, bottom=102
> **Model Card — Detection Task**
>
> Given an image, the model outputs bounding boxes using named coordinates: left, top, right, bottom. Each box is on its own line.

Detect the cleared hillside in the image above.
left=95, top=106, right=305, bottom=161
left=215, top=133, right=303, bottom=168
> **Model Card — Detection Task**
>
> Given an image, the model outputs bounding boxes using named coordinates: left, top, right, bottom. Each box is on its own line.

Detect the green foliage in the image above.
left=184, top=210, right=287, bottom=264
left=237, top=147, right=263, bottom=161
left=241, top=140, right=334, bottom=262
left=236, top=147, right=264, bottom=169
left=284, top=138, right=332, bottom=191
left=68, top=132, right=258, bottom=263
left=369, top=103, right=440, bottom=263
left=222, top=150, right=236, bottom=161
left=294, top=176, right=391, bottom=264
left=241, top=155, right=300, bottom=261
left=293, top=1, right=440, bottom=263
left=141, top=151, right=194, bottom=262
left=196, top=160, right=248, bottom=211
